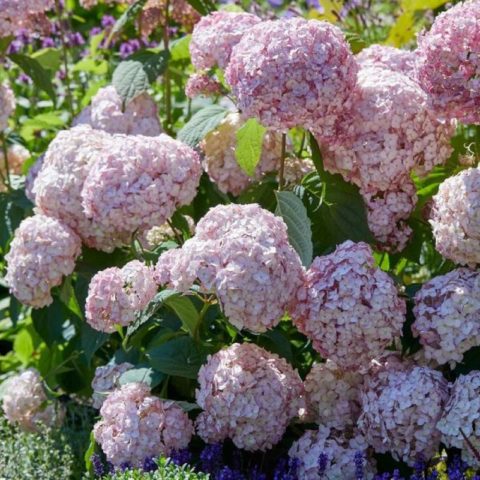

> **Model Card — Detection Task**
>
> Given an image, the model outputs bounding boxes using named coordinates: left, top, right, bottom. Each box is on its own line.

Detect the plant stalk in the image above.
left=163, top=0, right=172, bottom=133
left=1, top=132, right=11, bottom=191
left=278, top=133, right=287, bottom=191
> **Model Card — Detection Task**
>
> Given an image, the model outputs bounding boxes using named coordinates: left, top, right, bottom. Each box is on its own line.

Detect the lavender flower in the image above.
left=91, top=454, right=105, bottom=477
left=199, top=443, right=223, bottom=475
left=354, top=451, right=365, bottom=479
left=169, top=449, right=192, bottom=466
left=101, top=15, right=116, bottom=28
left=215, top=466, right=244, bottom=480
left=142, top=457, right=157, bottom=472
left=318, top=452, right=328, bottom=476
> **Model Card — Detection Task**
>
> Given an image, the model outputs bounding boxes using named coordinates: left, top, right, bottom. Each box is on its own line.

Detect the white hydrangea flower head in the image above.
left=292, top=241, right=406, bottom=370
left=289, top=426, right=375, bottom=480
left=5, top=214, right=81, bottom=308
left=201, top=113, right=282, bottom=196
left=94, top=382, right=194, bottom=468
left=155, top=204, right=305, bottom=333
left=430, top=167, right=480, bottom=267
left=2, top=368, right=64, bottom=432
left=358, top=365, right=450, bottom=464
left=85, top=260, right=157, bottom=333
left=195, top=343, right=305, bottom=451
left=304, top=360, right=363, bottom=433
left=412, top=268, right=480, bottom=367
left=91, top=362, right=134, bottom=409
left=437, top=372, right=480, bottom=468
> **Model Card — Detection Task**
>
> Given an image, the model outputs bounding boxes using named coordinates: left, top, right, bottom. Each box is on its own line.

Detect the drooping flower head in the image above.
left=2, top=368, right=64, bottom=432
left=85, top=260, right=157, bottom=333
left=226, top=18, right=358, bottom=135
left=5, top=214, right=81, bottom=308
left=195, top=343, right=305, bottom=451
left=190, top=11, right=261, bottom=70
left=292, top=241, right=406, bottom=370
left=416, top=0, right=480, bottom=124
left=91, top=362, right=134, bottom=409
left=156, top=204, right=304, bottom=332
left=358, top=365, right=449, bottom=464
left=201, top=113, right=282, bottom=195
left=412, top=268, right=480, bottom=366
left=430, top=167, right=480, bottom=267
left=73, top=86, right=162, bottom=137
left=437, top=372, right=480, bottom=468
left=94, top=382, right=194, bottom=468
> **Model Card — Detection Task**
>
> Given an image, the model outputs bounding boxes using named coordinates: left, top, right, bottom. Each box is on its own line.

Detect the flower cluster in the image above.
left=0, top=82, right=15, bottom=131
left=156, top=204, right=304, bottom=332
left=0, top=0, right=54, bottom=38
left=437, top=371, right=480, bottom=468
left=201, top=113, right=282, bottom=195
left=25, top=154, right=44, bottom=203
left=94, top=382, right=194, bottom=468
left=5, top=214, right=81, bottom=308
left=195, top=343, right=305, bottom=451
left=2, top=369, right=64, bottom=432
left=185, top=73, right=222, bottom=99
left=33, top=126, right=201, bottom=252
left=289, top=426, right=374, bottom=480
left=358, top=365, right=449, bottom=464
left=73, top=86, right=162, bottom=137
left=356, top=44, right=417, bottom=79
left=304, top=360, right=363, bottom=433
left=190, top=11, right=261, bottom=70
left=412, top=268, right=480, bottom=367
left=416, top=0, right=480, bottom=124
left=430, top=167, right=480, bottom=267
left=85, top=260, right=157, bottom=333
left=292, top=241, right=405, bottom=370
left=91, top=362, right=134, bottom=409
left=226, top=18, right=358, bottom=135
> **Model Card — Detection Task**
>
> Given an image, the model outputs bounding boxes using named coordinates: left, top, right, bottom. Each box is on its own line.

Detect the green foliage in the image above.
left=235, top=118, right=266, bottom=177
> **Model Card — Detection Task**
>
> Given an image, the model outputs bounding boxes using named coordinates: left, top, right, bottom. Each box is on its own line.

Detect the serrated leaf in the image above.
left=118, top=366, right=165, bottom=388
left=146, top=336, right=206, bottom=379
left=235, top=118, right=266, bottom=177
left=8, top=53, right=55, bottom=102
left=275, top=191, right=313, bottom=267
left=165, top=295, right=199, bottom=337
left=177, top=105, right=228, bottom=147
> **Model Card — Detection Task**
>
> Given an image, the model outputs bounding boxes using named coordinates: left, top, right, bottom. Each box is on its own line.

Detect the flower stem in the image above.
left=163, top=0, right=172, bottom=134
left=278, top=133, right=287, bottom=191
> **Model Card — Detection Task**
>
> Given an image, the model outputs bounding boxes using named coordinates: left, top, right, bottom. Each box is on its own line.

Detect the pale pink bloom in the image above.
left=91, top=363, right=134, bottom=409
left=185, top=73, right=222, bottom=99
left=0, top=82, right=15, bottom=131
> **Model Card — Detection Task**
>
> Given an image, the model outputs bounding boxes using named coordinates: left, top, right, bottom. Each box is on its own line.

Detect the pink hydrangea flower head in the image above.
left=185, top=73, right=222, bottom=99
left=25, top=154, right=44, bottom=203
left=73, top=86, right=162, bottom=137
left=358, top=365, right=450, bottom=464
left=86, top=260, right=157, bottom=333
left=94, top=382, right=194, bottom=468
left=81, top=134, right=201, bottom=248
left=416, top=0, right=480, bottom=124
left=304, top=360, right=363, bottom=433
left=430, top=167, right=480, bottom=267
left=201, top=113, right=282, bottom=195
left=195, top=343, right=305, bottom=451
left=292, top=241, right=406, bottom=371
left=362, top=182, right=418, bottom=252
left=437, top=372, right=480, bottom=468
left=33, top=125, right=116, bottom=251
left=190, top=11, right=261, bottom=70
left=91, top=362, right=134, bottom=409
left=155, top=204, right=304, bottom=332
left=356, top=44, right=417, bottom=79
left=289, top=426, right=375, bottom=480
left=320, top=66, right=455, bottom=192
left=5, top=215, right=81, bottom=308
left=412, top=268, right=480, bottom=367
left=226, top=18, right=358, bottom=134
left=0, top=82, right=14, bottom=131
left=0, top=0, right=55, bottom=37
left=2, top=368, right=64, bottom=432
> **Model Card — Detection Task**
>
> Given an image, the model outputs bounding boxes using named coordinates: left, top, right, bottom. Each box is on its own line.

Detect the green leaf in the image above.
left=275, top=191, right=313, bottom=267
left=112, top=50, right=169, bottom=104
left=31, top=48, right=62, bottom=71
left=8, top=53, right=55, bottom=102
left=184, top=0, right=216, bottom=15
left=84, top=431, right=96, bottom=476
left=235, top=118, right=266, bottom=177
left=81, top=324, right=108, bottom=363
left=170, top=35, right=191, bottom=62
left=177, top=105, right=228, bottom=147
left=72, top=58, right=108, bottom=75
left=0, top=189, right=33, bottom=253
left=165, top=295, right=200, bottom=337
left=59, top=276, right=83, bottom=320
left=146, top=336, right=206, bottom=379
left=0, top=36, right=13, bottom=57
left=106, top=0, right=148, bottom=44
left=20, top=111, right=68, bottom=141
left=118, top=366, right=165, bottom=389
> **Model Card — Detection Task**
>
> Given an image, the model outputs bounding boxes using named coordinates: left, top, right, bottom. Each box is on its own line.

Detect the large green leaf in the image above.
left=118, top=365, right=165, bottom=389
left=235, top=118, right=266, bottom=177
left=31, top=48, right=62, bottom=72
left=177, top=105, right=228, bottom=147
left=275, top=191, right=313, bottom=267
left=146, top=336, right=206, bottom=379
left=8, top=53, right=55, bottom=102
left=184, top=0, right=216, bottom=15
left=164, top=295, right=200, bottom=337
